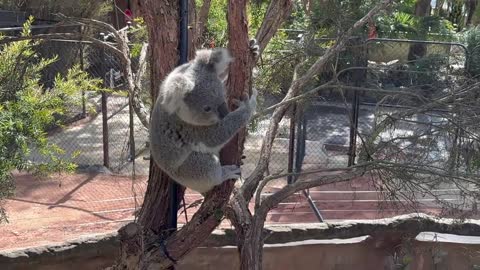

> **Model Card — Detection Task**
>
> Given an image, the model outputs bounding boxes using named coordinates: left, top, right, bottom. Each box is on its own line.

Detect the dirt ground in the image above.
left=0, top=171, right=462, bottom=251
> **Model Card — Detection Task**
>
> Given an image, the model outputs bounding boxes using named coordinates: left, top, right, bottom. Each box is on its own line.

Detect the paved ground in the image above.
left=0, top=171, right=468, bottom=251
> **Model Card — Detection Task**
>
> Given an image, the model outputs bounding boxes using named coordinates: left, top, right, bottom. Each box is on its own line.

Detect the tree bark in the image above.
left=466, top=0, right=478, bottom=26
left=195, top=0, right=212, bottom=47
left=255, top=0, right=294, bottom=56
left=407, top=0, right=431, bottom=61
left=131, top=0, right=185, bottom=235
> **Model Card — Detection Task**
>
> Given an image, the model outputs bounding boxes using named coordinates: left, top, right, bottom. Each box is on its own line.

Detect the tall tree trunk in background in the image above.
left=448, top=0, right=465, bottom=31
left=434, top=0, right=445, bottom=16
left=195, top=0, right=212, bottom=47
left=466, top=0, right=479, bottom=26
left=407, top=0, right=431, bottom=62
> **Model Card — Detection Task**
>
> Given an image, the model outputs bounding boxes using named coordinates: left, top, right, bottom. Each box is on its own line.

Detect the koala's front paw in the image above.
left=249, top=39, right=260, bottom=57
left=232, top=88, right=257, bottom=116
left=221, top=165, right=242, bottom=181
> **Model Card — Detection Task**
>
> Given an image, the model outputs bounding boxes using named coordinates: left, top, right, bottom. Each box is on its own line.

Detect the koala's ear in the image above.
left=209, top=48, right=233, bottom=75
left=195, top=48, right=233, bottom=76
left=160, top=74, right=194, bottom=114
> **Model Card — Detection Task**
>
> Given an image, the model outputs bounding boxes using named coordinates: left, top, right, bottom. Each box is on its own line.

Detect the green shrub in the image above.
left=0, top=17, right=102, bottom=222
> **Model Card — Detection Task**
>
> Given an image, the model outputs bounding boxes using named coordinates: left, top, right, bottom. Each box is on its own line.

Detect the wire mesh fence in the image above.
left=2, top=21, right=471, bottom=184
left=262, top=37, right=470, bottom=189
left=355, top=39, right=469, bottom=168
left=1, top=25, right=150, bottom=175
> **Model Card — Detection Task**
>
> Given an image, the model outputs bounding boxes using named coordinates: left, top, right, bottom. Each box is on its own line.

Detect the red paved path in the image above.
left=0, top=172, right=450, bottom=251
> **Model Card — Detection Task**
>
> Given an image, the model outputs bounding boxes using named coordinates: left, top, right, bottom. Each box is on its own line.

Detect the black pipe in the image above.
left=168, top=0, right=189, bottom=234
left=179, top=0, right=189, bottom=65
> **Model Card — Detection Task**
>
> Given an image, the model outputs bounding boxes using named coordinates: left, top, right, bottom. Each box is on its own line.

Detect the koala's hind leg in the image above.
left=174, top=152, right=240, bottom=194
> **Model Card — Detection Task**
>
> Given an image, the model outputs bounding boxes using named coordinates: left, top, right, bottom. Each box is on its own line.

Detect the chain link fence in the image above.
left=356, top=39, right=468, bottom=169
left=1, top=25, right=150, bottom=175
left=249, top=37, right=470, bottom=185
left=3, top=22, right=471, bottom=183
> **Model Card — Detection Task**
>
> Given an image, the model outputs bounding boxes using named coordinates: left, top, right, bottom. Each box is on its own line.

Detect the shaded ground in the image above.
left=0, top=171, right=469, bottom=251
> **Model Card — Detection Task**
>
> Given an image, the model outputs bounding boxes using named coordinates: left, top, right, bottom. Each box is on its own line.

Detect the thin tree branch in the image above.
left=0, top=34, right=125, bottom=64
left=195, top=0, right=212, bottom=47
left=255, top=0, right=294, bottom=56
left=258, top=164, right=371, bottom=213
left=254, top=162, right=375, bottom=209
left=132, top=42, right=151, bottom=129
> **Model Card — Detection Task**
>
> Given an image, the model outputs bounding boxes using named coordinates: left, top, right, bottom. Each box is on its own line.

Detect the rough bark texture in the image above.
left=194, top=0, right=212, bottom=47
left=132, top=0, right=186, bottom=235
left=255, top=0, right=294, bottom=56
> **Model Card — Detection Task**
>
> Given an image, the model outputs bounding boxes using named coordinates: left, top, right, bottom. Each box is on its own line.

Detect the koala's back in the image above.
left=149, top=102, right=191, bottom=170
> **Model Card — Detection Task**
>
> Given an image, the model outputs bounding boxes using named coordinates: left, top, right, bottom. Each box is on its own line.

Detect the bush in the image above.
left=463, top=26, right=480, bottom=78
left=0, top=17, right=102, bottom=222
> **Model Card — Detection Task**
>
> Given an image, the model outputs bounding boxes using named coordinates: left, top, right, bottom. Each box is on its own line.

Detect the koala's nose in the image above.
left=217, top=102, right=229, bottom=119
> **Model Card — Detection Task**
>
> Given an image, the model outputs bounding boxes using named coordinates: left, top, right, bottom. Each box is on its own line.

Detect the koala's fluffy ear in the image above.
left=195, top=48, right=233, bottom=76
left=159, top=73, right=194, bottom=115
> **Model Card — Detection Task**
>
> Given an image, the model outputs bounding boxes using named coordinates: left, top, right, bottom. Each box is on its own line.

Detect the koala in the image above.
left=149, top=47, right=257, bottom=194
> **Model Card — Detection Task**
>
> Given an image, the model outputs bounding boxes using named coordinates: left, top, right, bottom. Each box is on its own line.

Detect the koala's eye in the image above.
left=203, top=106, right=212, bottom=112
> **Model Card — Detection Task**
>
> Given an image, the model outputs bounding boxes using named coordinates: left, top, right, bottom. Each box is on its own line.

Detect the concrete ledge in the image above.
left=2, top=215, right=480, bottom=270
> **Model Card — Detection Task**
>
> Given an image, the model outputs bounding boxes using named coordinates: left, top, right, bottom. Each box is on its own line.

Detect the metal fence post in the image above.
left=101, top=33, right=110, bottom=169
left=79, top=25, right=86, bottom=118
left=347, top=37, right=366, bottom=167
left=128, top=92, right=136, bottom=162
left=287, top=103, right=297, bottom=184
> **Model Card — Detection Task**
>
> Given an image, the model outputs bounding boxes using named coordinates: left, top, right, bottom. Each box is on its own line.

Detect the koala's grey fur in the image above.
left=150, top=47, right=257, bottom=194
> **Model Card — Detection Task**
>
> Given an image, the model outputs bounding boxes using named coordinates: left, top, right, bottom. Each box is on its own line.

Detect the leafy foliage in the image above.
left=463, top=26, right=480, bottom=78
left=0, top=17, right=102, bottom=222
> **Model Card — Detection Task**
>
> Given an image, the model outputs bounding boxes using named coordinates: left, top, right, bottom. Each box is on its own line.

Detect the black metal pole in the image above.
left=168, top=0, right=189, bottom=234
left=348, top=90, right=359, bottom=167
left=79, top=25, right=86, bottom=118
left=287, top=104, right=297, bottom=184
left=100, top=33, right=110, bottom=169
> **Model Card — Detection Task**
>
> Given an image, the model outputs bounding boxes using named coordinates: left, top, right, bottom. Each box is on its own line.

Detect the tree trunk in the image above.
left=238, top=217, right=266, bottom=270
left=434, top=0, right=445, bottom=16
left=131, top=0, right=184, bottom=236
left=221, top=1, right=254, bottom=165
left=466, top=0, right=478, bottom=26
left=195, top=0, right=212, bottom=47
left=239, top=239, right=263, bottom=270
left=407, top=0, right=431, bottom=62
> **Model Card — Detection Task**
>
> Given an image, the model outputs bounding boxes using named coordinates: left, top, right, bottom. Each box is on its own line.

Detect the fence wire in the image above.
left=3, top=23, right=471, bottom=184
left=1, top=25, right=151, bottom=175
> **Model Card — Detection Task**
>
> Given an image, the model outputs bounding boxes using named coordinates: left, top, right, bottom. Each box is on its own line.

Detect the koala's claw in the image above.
left=221, top=165, right=242, bottom=180
left=232, top=99, right=243, bottom=108
left=249, top=38, right=260, bottom=57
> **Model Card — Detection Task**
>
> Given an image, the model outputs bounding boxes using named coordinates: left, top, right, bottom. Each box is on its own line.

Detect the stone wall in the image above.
left=1, top=225, right=480, bottom=270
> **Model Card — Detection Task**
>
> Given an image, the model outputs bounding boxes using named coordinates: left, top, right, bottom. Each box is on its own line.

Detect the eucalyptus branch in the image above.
left=54, top=13, right=120, bottom=41
left=0, top=34, right=125, bottom=63
left=253, top=163, right=373, bottom=209
left=258, top=164, right=371, bottom=215
left=131, top=42, right=151, bottom=129
left=254, top=83, right=423, bottom=118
